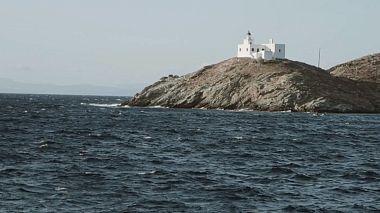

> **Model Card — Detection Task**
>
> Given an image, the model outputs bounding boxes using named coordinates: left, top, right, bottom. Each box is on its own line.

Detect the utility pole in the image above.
left=318, top=48, right=321, bottom=68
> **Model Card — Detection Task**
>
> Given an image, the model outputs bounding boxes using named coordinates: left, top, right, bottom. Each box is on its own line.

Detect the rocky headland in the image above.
left=123, top=53, right=380, bottom=113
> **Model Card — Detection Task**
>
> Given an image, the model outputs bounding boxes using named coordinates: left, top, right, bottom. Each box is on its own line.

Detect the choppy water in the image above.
left=0, top=93, right=379, bottom=212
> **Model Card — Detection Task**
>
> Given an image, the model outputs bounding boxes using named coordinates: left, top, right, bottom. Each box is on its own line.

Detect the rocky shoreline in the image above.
left=122, top=54, right=380, bottom=113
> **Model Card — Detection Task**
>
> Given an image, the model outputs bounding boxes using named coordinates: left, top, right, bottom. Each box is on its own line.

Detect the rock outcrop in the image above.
left=123, top=55, right=380, bottom=113
left=329, top=53, right=380, bottom=83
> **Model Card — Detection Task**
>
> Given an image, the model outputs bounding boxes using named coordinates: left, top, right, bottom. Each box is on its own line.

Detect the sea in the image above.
left=0, top=93, right=379, bottom=212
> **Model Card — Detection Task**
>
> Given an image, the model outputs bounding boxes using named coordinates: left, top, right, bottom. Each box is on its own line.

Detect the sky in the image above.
left=0, top=0, right=379, bottom=95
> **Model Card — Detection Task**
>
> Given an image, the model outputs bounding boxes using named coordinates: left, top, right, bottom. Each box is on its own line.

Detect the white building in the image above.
left=237, top=31, right=285, bottom=60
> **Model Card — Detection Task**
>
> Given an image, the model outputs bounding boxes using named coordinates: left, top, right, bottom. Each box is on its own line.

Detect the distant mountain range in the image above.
left=0, top=78, right=142, bottom=96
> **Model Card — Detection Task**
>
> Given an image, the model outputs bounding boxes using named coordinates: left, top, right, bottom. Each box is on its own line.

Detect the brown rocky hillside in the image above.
left=329, top=53, right=380, bottom=83
left=123, top=56, right=380, bottom=113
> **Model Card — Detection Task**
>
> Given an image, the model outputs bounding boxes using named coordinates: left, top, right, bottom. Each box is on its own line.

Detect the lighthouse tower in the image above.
left=237, top=31, right=285, bottom=60
left=237, top=31, right=254, bottom=58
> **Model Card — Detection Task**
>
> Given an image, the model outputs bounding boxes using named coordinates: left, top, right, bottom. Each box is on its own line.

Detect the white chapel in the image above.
left=237, top=31, right=285, bottom=60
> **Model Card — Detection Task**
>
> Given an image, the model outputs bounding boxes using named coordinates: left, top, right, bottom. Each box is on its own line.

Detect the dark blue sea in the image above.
left=0, top=93, right=379, bottom=212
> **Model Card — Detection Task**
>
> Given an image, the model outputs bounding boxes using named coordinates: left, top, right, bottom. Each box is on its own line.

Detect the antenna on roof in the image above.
left=318, top=48, right=321, bottom=68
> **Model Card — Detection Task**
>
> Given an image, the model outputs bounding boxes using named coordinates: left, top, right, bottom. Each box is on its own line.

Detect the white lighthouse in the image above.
left=237, top=31, right=285, bottom=60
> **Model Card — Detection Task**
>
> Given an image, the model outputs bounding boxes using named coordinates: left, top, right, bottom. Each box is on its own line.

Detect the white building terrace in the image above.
left=237, top=31, right=285, bottom=60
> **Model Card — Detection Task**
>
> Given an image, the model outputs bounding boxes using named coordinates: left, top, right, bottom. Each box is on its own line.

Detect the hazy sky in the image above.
left=0, top=0, right=379, bottom=94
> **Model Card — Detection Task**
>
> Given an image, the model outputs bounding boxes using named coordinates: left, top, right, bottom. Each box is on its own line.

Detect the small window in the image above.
left=239, top=48, right=241, bottom=52
left=257, top=49, right=259, bottom=52
left=252, top=48, right=254, bottom=51
left=262, top=48, right=264, bottom=51
left=279, top=49, right=281, bottom=52
left=246, top=48, right=248, bottom=51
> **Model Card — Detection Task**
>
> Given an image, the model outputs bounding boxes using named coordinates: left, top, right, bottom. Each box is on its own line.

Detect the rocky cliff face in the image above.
left=123, top=55, right=380, bottom=113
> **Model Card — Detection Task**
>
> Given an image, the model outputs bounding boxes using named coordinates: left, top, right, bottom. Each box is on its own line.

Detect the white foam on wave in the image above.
left=55, top=187, right=67, bottom=191
left=236, top=108, right=252, bottom=112
left=81, top=103, right=121, bottom=108
left=148, top=105, right=169, bottom=109
left=81, top=103, right=131, bottom=108
left=310, top=112, right=326, bottom=117
left=39, top=144, right=48, bottom=148
left=137, top=170, right=156, bottom=175
left=227, top=108, right=258, bottom=113
left=89, top=103, right=120, bottom=107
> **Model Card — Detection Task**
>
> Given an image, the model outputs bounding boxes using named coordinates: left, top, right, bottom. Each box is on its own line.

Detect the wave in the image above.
left=147, top=105, right=169, bottom=109
left=88, top=103, right=120, bottom=107
left=80, top=103, right=128, bottom=108
left=137, top=170, right=157, bottom=175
